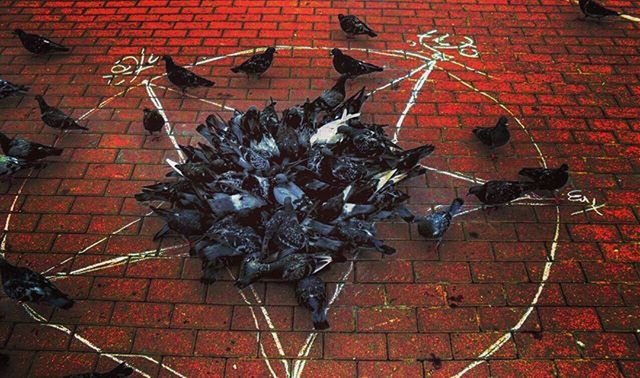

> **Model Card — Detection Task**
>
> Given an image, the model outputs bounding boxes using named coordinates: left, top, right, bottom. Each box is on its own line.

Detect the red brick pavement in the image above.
left=0, top=0, right=639, bottom=377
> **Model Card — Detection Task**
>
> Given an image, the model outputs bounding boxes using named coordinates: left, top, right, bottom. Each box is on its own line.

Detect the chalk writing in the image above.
left=567, top=189, right=606, bottom=216
left=417, top=30, right=480, bottom=60
left=103, top=48, right=159, bottom=86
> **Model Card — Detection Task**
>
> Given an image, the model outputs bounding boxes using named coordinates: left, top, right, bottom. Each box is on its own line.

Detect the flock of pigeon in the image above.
left=0, top=1, right=628, bottom=374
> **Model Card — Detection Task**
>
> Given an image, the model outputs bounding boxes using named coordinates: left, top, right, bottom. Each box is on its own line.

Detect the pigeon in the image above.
left=335, top=218, right=395, bottom=255
left=236, top=252, right=331, bottom=288
left=472, top=116, right=510, bottom=155
left=0, top=132, right=63, bottom=161
left=313, top=75, right=348, bottom=113
left=579, top=0, right=640, bottom=21
left=143, top=108, right=165, bottom=137
left=296, top=275, right=329, bottom=330
left=272, top=173, right=306, bottom=206
left=338, top=14, right=377, bottom=38
left=467, top=180, right=537, bottom=205
left=519, top=164, right=569, bottom=192
left=0, top=78, right=29, bottom=100
left=231, top=47, right=276, bottom=77
left=63, top=363, right=134, bottom=378
left=0, top=155, right=45, bottom=181
left=163, top=56, right=214, bottom=93
left=0, top=257, right=74, bottom=309
left=35, top=95, right=88, bottom=132
left=151, top=206, right=211, bottom=241
left=331, top=48, right=384, bottom=78
left=338, top=125, right=387, bottom=157
left=417, top=198, right=464, bottom=245
left=12, top=29, right=70, bottom=54
left=262, top=197, right=308, bottom=256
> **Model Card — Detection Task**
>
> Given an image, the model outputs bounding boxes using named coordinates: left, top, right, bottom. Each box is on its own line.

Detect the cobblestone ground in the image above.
left=0, top=0, right=639, bottom=377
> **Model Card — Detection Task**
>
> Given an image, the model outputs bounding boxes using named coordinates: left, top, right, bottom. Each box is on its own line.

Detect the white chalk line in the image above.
left=392, top=60, right=437, bottom=143
left=440, top=66, right=562, bottom=377
left=451, top=207, right=560, bottom=378
left=46, top=243, right=188, bottom=280
left=291, top=251, right=360, bottom=378
left=21, top=304, right=187, bottom=378
left=0, top=81, right=187, bottom=377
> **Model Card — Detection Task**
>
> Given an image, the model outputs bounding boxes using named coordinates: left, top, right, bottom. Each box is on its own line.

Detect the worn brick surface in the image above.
left=0, top=0, right=639, bottom=377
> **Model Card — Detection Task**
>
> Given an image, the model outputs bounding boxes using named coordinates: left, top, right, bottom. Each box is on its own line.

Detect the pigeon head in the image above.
left=12, top=29, right=25, bottom=36
left=143, top=107, right=151, bottom=114
left=560, top=163, right=569, bottom=171
left=34, top=95, right=48, bottom=110
left=467, top=185, right=483, bottom=196
left=265, top=47, right=276, bottom=55
left=330, top=48, right=342, bottom=57
left=162, top=56, right=174, bottom=65
left=338, top=14, right=345, bottom=20
left=496, top=116, right=508, bottom=129
left=274, top=173, right=288, bottom=185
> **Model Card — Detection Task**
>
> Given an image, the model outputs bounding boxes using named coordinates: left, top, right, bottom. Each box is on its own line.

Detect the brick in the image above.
left=324, top=333, right=387, bottom=360
left=194, top=331, right=257, bottom=357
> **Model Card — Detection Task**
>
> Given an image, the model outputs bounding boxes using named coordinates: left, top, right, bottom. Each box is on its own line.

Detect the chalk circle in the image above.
left=1, top=44, right=560, bottom=378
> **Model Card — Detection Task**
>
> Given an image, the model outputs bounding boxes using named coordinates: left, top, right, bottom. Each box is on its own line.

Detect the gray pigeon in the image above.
left=331, top=48, right=383, bottom=78
left=313, top=75, right=348, bottom=113
left=143, top=108, right=165, bottom=137
left=518, top=164, right=569, bottom=191
left=417, top=198, right=464, bottom=245
left=231, top=47, right=276, bottom=77
left=163, top=56, right=214, bottom=93
left=151, top=206, right=211, bottom=241
left=35, top=95, right=88, bottom=132
left=0, top=78, right=29, bottom=100
left=296, top=275, right=329, bottom=330
left=467, top=180, right=537, bottom=205
left=236, top=252, right=331, bottom=288
left=338, top=14, right=377, bottom=38
left=0, top=132, right=63, bottom=161
left=13, top=29, right=70, bottom=54
left=0, top=257, right=74, bottom=309
left=472, top=116, right=510, bottom=155
left=0, top=155, right=45, bottom=181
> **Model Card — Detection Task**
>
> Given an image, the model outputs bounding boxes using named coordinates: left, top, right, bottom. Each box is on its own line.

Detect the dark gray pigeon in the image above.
left=519, top=164, right=569, bottom=191
left=0, top=154, right=45, bottom=181
left=13, top=29, right=70, bottom=54
left=0, top=78, right=29, bottom=100
left=262, top=197, right=308, bottom=256
left=231, top=47, right=276, bottom=77
left=296, top=275, right=329, bottom=330
left=338, top=14, right=377, bottom=38
left=143, top=107, right=165, bottom=137
left=331, top=48, right=383, bottom=78
left=467, top=180, right=537, bottom=205
left=0, top=132, right=62, bottom=161
left=151, top=206, right=211, bottom=241
left=35, top=95, right=88, bottom=132
left=579, top=0, right=621, bottom=19
left=0, top=257, right=74, bottom=309
left=236, top=252, right=331, bottom=288
left=472, top=116, right=510, bottom=154
left=417, top=198, right=464, bottom=245
left=63, top=363, right=134, bottom=378
left=163, top=56, right=214, bottom=93
left=313, top=75, right=348, bottom=113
